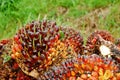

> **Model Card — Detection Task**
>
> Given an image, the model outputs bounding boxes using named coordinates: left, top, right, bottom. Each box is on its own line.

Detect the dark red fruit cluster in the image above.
left=39, top=54, right=120, bottom=80
left=86, top=30, right=114, bottom=54
left=61, top=27, right=83, bottom=54
left=0, top=60, right=17, bottom=79
left=0, top=39, right=34, bottom=80
left=12, top=21, right=60, bottom=77
left=0, top=58, right=35, bottom=80
left=12, top=20, right=83, bottom=78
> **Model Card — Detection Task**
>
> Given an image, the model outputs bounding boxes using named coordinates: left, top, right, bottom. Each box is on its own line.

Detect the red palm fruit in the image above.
left=116, top=73, right=120, bottom=80
left=14, top=35, right=21, bottom=44
left=38, top=54, right=119, bottom=79
left=69, top=77, right=76, bottom=80
left=11, top=20, right=83, bottom=78
left=0, top=39, right=10, bottom=45
left=76, top=77, right=83, bottom=80
left=80, top=74, right=88, bottom=79
left=13, top=63, right=19, bottom=69
left=92, top=71, right=98, bottom=77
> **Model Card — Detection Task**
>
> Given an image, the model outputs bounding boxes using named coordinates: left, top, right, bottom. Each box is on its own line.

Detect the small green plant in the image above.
left=2, top=53, right=11, bottom=64
left=59, top=30, right=65, bottom=40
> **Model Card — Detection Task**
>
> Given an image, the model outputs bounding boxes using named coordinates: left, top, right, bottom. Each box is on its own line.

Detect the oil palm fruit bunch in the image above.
left=0, top=39, right=15, bottom=79
left=86, top=30, right=114, bottom=55
left=0, top=59, right=33, bottom=80
left=0, top=39, right=34, bottom=80
left=86, top=30, right=120, bottom=66
left=38, top=54, right=120, bottom=80
left=60, top=27, right=84, bottom=54
left=11, top=20, right=83, bottom=78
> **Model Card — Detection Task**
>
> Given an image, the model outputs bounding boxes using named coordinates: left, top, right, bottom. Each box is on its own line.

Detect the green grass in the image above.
left=0, top=0, right=120, bottom=40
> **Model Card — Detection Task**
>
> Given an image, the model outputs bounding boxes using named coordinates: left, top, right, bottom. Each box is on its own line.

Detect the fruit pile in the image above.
left=0, top=20, right=120, bottom=80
